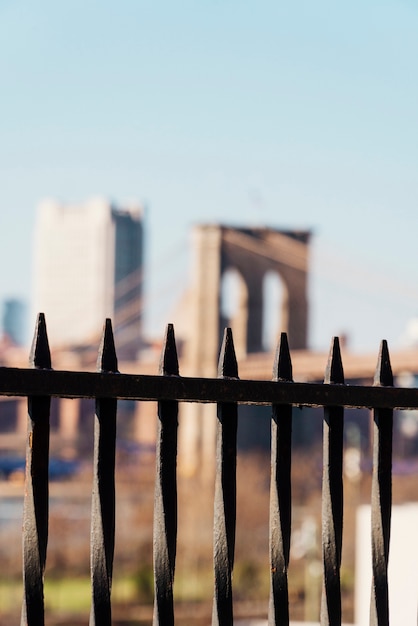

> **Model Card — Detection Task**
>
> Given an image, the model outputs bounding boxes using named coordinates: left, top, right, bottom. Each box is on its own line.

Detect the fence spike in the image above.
left=374, top=340, right=393, bottom=387
left=218, top=328, right=238, bottom=378
left=213, top=329, right=238, bottom=626
left=370, top=340, right=393, bottom=625
left=29, top=312, right=51, bottom=369
left=269, top=332, right=293, bottom=625
left=21, top=313, right=51, bottom=624
left=97, top=319, right=118, bottom=373
left=154, top=323, right=179, bottom=625
left=321, top=337, right=345, bottom=625
left=324, top=336, right=344, bottom=385
left=90, top=320, right=118, bottom=625
left=273, top=332, right=292, bottom=382
left=159, top=324, right=179, bottom=376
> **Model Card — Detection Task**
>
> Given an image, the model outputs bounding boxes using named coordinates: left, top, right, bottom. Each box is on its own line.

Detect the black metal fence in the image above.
left=2, top=313, right=418, bottom=626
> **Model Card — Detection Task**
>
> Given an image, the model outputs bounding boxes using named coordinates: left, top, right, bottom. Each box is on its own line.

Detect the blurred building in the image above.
left=33, top=197, right=144, bottom=359
left=2, top=298, right=27, bottom=346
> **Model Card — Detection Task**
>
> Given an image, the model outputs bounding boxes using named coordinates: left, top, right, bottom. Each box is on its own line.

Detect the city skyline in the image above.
left=1, top=1, right=418, bottom=352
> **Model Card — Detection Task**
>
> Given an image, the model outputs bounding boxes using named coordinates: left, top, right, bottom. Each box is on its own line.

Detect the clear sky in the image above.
left=1, top=0, right=418, bottom=353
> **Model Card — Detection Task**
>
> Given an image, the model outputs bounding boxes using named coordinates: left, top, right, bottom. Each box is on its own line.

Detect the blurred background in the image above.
left=1, top=1, right=418, bottom=624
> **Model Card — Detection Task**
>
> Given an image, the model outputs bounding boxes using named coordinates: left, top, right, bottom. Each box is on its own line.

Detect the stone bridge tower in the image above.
left=179, top=224, right=311, bottom=477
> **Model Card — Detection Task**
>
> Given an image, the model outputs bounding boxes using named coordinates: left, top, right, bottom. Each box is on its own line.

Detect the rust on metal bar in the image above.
left=370, top=341, right=393, bottom=626
left=21, top=313, right=51, bottom=626
left=90, top=320, right=118, bottom=626
left=153, top=324, right=179, bottom=626
left=269, top=333, right=293, bottom=626
left=212, top=328, right=238, bottom=626
left=320, top=337, right=344, bottom=626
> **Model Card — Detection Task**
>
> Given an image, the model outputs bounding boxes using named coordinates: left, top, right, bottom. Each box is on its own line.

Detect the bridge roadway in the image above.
left=119, top=346, right=418, bottom=383
left=3, top=341, right=418, bottom=383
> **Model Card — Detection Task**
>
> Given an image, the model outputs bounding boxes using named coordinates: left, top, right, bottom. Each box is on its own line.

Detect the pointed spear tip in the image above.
left=30, top=312, right=51, bottom=369
left=273, top=332, right=292, bottom=381
left=97, top=318, right=118, bottom=373
left=159, top=323, right=179, bottom=376
left=166, top=322, right=175, bottom=341
left=324, top=336, right=344, bottom=384
left=218, top=327, right=238, bottom=378
left=374, top=339, right=393, bottom=386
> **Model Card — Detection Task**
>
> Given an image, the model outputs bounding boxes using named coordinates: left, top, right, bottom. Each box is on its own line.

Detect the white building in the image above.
left=33, top=197, right=144, bottom=358
left=356, top=503, right=418, bottom=625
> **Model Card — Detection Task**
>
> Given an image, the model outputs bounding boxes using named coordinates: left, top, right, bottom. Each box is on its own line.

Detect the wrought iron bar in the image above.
left=370, top=341, right=393, bottom=626
left=320, top=338, right=344, bottom=626
left=153, top=324, right=179, bottom=626
left=269, top=333, right=293, bottom=626
left=212, top=329, right=238, bottom=626
left=1, top=368, right=417, bottom=409
left=90, top=320, right=118, bottom=626
left=21, top=314, right=51, bottom=626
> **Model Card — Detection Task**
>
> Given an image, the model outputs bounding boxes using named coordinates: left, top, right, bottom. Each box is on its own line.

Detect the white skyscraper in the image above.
left=33, top=197, right=144, bottom=358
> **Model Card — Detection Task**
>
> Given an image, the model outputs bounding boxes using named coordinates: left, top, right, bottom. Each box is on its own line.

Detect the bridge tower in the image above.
left=179, top=224, right=311, bottom=477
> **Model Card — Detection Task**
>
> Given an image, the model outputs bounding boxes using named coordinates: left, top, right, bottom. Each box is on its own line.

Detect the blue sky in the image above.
left=1, top=0, right=418, bottom=352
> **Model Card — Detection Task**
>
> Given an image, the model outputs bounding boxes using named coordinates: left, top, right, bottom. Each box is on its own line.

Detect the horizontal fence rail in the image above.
left=1, top=368, right=418, bottom=409
left=1, top=313, right=417, bottom=625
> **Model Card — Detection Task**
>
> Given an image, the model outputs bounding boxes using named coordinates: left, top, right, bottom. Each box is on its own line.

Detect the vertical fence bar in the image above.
left=153, top=324, right=179, bottom=626
left=90, top=320, right=118, bottom=626
left=212, top=328, right=238, bottom=626
left=21, top=313, right=51, bottom=626
left=269, top=333, right=293, bottom=626
left=370, top=340, right=393, bottom=626
left=320, top=337, right=344, bottom=626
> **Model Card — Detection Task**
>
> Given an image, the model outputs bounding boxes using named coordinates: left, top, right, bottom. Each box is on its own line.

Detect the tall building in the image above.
left=33, top=197, right=144, bottom=358
left=2, top=298, right=27, bottom=346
